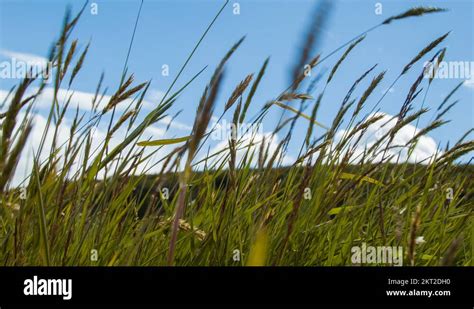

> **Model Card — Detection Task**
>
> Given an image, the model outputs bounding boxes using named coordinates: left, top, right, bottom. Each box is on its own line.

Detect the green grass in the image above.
left=0, top=2, right=472, bottom=266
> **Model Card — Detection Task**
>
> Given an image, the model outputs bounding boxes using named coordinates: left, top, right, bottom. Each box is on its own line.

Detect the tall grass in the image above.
left=0, top=2, right=472, bottom=266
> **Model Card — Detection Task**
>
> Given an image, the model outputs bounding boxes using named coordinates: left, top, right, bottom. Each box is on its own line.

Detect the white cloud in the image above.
left=3, top=86, right=191, bottom=131
left=0, top=87, right=169, bottom=113
left=0, top=89, right=11, bottom=104
left=334, top=112, right=440, bottom=164
left=9, top=113, right=285, bottom=187
left=35, top=87, right=156, bottom=111
left=143, top=125, right=166, bottom=138
left=381, top=87, right=395, bottom=94
left=1, top=83, right=191, bottom=187
left=8, top=112, right=172, bottom=186
left=11, top=112, right=72, bottom=186
left=157, top=115, right=192, bottom=131
left=463, top=77, right=474, bottom=89
left=0, top=49, right=49, bottom=67
left=146, top=89, right=165, bottom=102
left=196, top=131, right=294, bottom=169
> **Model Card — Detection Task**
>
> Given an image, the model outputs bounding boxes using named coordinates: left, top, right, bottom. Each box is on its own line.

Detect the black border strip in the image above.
left=0, top=267, right=472, bottom=306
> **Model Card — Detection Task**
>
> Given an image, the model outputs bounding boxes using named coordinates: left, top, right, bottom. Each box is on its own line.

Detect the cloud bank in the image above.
left=334, top=112, right=440, bottom=164
left=0, top=49, right=49, bottom=67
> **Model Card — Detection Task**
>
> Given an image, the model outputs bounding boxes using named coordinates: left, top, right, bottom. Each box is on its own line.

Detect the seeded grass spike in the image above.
left=383, top=7, right=448, bottom=25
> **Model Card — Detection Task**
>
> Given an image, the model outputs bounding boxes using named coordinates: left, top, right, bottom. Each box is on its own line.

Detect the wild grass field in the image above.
left=0, top=1, right=473, bottom=266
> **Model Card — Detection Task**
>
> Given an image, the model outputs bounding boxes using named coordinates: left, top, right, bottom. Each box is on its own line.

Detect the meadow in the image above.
left=0, top=2, right=472, bottom=266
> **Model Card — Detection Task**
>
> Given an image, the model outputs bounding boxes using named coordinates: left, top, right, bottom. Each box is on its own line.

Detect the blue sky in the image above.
left=0, top=0, right=473, bottom=170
